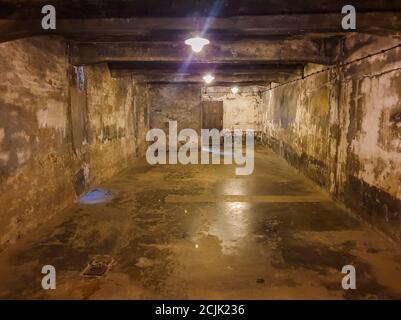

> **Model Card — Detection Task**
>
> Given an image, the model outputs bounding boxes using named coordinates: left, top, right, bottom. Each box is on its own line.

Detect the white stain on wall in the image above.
left=202, top=86, right=262, bottom=130
left=36, top=100, right=66, bottom=131
left=349, top=71, right=401, bottom=199
left=0, top=128, right=5, bottom=143
left=16, top=149, right=32, bottom=165
left=0, top=152, right=10, bottom=165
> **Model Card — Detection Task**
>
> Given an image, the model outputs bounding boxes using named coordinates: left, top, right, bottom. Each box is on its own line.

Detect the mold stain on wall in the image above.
left=258, top=42, right=401, bottom=240
left=0, top=37, right=149, bottom=250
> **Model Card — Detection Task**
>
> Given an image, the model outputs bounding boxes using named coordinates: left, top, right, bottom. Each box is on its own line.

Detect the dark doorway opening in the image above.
left=202, top=101, right=223, bottom=131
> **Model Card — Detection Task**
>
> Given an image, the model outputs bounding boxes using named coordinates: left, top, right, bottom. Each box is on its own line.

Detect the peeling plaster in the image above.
left=0, top=152, right=10, bottom=165
left=36, top=100, right=66, bottom=131
left=0, top=128, right=5, bottom=143
left=16, top=150, right=31, bottom=165
left=257, top=43, right=401, bottom=239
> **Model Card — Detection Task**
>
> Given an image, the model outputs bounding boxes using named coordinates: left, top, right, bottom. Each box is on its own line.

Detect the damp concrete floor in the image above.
left=1, top=147, right=401, bottom=299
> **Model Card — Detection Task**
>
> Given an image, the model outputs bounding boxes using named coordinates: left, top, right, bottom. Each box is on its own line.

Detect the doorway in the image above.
left=201, top=101, right=223, bottom=130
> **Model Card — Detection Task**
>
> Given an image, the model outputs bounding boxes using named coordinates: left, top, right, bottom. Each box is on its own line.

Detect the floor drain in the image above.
left=82, top=255, right=114, bottom=278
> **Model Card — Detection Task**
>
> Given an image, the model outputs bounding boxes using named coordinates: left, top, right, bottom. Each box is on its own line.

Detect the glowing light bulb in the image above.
left=231, top=86, right=239, bottom=94
left=203, top=74, right=215, bottom=84
left=185, top=37, right=210, bottom=53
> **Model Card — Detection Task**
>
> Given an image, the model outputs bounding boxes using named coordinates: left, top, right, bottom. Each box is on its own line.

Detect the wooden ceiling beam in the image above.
left=1, top=12, right=400, bottom=43
left=114, top=73, right=286, bottom=83
left=72, top=39, right=339, bottom=65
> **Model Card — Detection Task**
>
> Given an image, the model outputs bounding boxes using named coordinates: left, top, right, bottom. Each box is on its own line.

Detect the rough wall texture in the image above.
left=84, top=65, right=148, bottom=185
left=257, top=69, right=336, bottom=189
left=258, top=39, right=401, bottom=240
left=149, top=84, right=202, bottom=133
left=202, top=86, right=261, bottom=131
left=0, top=37, right=77, bottom=249
left=0, top=37, right=148, bottom=249
left=338, top=45, right=401, bottom=239
left=148, top=84, right=260, bottom=133
left=133, top=83, right=150, bottom=157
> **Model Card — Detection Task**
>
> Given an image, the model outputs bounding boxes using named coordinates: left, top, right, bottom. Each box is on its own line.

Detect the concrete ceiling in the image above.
left=1, top=0, right=400, bottom=84
left=2, top=0, right=401, bottom=18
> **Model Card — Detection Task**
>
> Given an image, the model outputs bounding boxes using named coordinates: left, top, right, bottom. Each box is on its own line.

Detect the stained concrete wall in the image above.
left=148, top=84, right=202, bottom=132
left=0, top=37, right=148, bottom=249
left=0, top=37, right=76, bottom=249
left=202, top=86, right=261, bottom=131
left=148, top=84, right=261, bottom=133
left=258, top=38, right=401, bottom=240
left=84, top=65, right=149, bottom=184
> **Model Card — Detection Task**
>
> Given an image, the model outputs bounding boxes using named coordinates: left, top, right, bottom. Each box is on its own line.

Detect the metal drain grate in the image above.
left=82, top=255, right=114, bottom=278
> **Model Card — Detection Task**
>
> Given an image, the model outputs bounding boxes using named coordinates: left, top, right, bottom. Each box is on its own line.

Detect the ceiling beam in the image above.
left=110, top=70, right=294, bottom=82
left=2, top=1, right=401, bottom=19
left=148, top=80, right=271, bottom=87
left=72, top=39, right=338, bottom=65
left=108, top=62, right=304, bottom=78
left=1, top=12, right=400, bottom=43
left=114, top=72, right=285, bottom=83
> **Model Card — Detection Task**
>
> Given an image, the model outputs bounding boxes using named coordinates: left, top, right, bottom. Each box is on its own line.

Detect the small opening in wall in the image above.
left=76, top=66, right=85, bottom=91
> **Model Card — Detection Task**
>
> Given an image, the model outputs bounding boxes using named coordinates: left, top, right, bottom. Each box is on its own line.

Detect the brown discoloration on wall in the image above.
left=148, top=84, right=202, bottom=133
left=84, top=64, right=148, bottom=185
left=0, top=37, right=77, bottom=249
left=0, top=37, right=148, bottom=250
left=202, top=86, right=261, bottom=131
left=259, top=70, right=336, bottom=190
left=258, top=38, right=401, bottom=240
left=339, top=45, right=401, bottom=239
left=132, top=83, right=150, bottom=157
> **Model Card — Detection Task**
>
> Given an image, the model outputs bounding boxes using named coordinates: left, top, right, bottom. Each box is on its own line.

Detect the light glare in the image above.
left=185, top=37, right=210, bottom=53
left=231, top=86, right=239, bottom=94
left=203, top=74, right=215, bottom=84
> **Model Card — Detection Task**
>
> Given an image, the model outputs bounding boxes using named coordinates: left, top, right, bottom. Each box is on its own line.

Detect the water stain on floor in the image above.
left=0, top=147, right=400, bottom=299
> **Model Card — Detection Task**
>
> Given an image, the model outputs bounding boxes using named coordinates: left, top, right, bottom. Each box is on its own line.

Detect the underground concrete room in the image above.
left=0, top=1, right=401, bottom=300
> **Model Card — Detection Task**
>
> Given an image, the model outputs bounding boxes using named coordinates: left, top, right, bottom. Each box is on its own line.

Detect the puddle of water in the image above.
left=79, top=188, right=114, bottom=204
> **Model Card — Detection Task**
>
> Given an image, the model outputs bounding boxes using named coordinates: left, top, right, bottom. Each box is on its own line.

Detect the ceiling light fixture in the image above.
left=231, top=86, right=239, bottom=94
left=185, top=36, right=210, bottom=53
left=203, top=74, right=215, bottom=84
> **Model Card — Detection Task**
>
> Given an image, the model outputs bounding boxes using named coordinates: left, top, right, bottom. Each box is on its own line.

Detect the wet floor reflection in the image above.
left=1, top=148, right=401, bottom=299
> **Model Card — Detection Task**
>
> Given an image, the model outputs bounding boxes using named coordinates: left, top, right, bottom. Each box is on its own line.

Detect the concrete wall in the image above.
left=148, top=84, right=202, bottom=132
left=148, top=84, right=262, bottom=133
left=0, top=37, right=148, bottom=249
left=147, top=83, right=200, bottom=155
left=202, top=86, right=261, bottom=131
left=85, top=65, right=149, bottom=185
left=258, top=38, right=401, bottom=240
